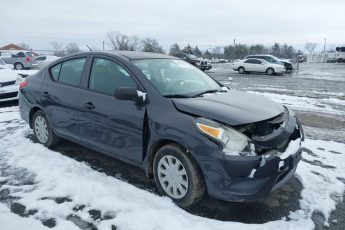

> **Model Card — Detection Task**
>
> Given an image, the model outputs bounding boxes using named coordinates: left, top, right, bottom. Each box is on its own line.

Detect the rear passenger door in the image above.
left=243, top=59, right=255, bottom=71
left=78, top=56, right=146, bottom=163
left=40, top=56, right=89, bottom=141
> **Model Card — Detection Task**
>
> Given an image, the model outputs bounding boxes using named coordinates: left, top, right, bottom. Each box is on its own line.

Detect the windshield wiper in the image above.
left=192, top=89, right=226, bottom=98
left=164, top=94, right=191, bottom=98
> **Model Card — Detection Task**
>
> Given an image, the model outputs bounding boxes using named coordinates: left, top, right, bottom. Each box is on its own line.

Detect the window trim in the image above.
left=48, top=57, right=87, bottom=88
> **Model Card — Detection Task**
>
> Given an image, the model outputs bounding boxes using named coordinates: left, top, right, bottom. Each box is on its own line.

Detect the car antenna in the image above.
left=86, top=45, right=93, bottom=52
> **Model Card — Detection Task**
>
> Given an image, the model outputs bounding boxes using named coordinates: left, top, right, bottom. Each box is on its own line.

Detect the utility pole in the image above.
left=102, top=41, right=105, bottom=51
left=323, top=38, right=326, bottom=53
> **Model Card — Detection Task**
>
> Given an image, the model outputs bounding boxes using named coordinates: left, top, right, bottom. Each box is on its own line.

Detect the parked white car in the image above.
left=0, top=66, right=23, bottom=102
left=0, top=58, right=14, bottom=69
left=231, top=58, right=286, bottom=75
left=35, top=55, right=59, bottom=69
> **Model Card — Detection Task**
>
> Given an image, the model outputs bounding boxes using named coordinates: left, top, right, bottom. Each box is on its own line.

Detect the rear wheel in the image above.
left=266, top=68, right=274, bottom=76
left=33, top=110, right=60, bottom=148
left=238, top=67, right=245, bottom=74
left=14, top=63, right=24, bottom=70
left=153, top=144, right=206, bottom=207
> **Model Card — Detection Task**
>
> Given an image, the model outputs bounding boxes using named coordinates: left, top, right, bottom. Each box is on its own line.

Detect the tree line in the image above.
left=20, top=31, right=328, bottom=60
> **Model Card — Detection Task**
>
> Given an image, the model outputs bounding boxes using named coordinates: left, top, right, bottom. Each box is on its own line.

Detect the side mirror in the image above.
left=114, top=87, right=146, bottom=102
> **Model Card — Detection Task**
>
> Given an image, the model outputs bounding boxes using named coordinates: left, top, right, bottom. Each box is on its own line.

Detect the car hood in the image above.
left=172, top=90, right=284, bottom=126
left=0, top=69, right=19, bottom=82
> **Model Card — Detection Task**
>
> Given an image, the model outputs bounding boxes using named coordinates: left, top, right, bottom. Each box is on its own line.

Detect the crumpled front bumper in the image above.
left=200, top=110, right=304, bottom=202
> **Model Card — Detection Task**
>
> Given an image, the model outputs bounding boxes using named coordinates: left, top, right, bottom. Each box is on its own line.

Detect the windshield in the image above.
left=132, top=59, right=221, bottom=97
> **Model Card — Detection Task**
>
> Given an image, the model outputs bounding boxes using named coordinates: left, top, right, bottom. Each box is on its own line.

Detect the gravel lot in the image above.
left=0, top=62, right=344, bottom=230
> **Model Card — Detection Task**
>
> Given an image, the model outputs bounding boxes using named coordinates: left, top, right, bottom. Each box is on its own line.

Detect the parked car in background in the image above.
left=0, top=58, right=14, bottom=69
left=1, top=50, right=38, bottom=69
left=231, top=58, right=286, bottom=75
left=19, top=51, right=303, bottom=207
left=245, top=54, right=293, bottom=72
left=0, top=65, right=23, bottom=102
left=0, top=50, right=38, bottom=70
left=206, top=60, right=212, bottom=70
left=173, top=52, right=200, bottom=67
left=35, top=55, right=59, bottom=69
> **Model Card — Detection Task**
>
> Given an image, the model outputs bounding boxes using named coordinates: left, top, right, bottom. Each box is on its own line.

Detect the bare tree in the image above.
left=106, top=31, right=141, bottom=51
left=50, top=41, right=64, bottom=56
left=304, top=42, right=318, bottom=54
left=65, top=42, right=81, bottom=54
left=18, top=43, right=31, bottom=50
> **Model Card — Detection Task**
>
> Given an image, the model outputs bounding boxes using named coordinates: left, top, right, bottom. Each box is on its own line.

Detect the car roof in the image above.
left=247, top=54, right=273, bottom=57
left=244, top=58, right=265, bottom=61
left=105, top=51, right=174, bottom=60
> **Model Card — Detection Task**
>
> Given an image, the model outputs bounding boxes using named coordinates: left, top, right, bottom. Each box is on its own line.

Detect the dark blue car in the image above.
left=19, top=51, right=304, bottom=207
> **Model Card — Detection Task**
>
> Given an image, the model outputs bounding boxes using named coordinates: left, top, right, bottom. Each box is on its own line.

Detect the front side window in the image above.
left=133, top=59, right=221, bottom=97
left=89, top=58, right=137, bottom=96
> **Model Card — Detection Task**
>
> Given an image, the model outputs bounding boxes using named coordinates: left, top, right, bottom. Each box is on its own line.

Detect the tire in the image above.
left=32, top=110, right=60, bottom=148
left=14, top=63, right=24, bottom=70
left=266, top=68, right=274, bottom=76
left=153, top=144, right=206, bottom=207
left=238, top=67, right=245, bottom=74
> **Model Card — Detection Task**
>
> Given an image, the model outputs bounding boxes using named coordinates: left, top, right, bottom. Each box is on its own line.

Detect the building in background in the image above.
left=0, top=43, right=23, bottom=50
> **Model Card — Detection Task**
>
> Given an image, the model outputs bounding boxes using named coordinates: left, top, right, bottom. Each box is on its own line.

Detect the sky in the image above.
left=1, top=0, right=345, bottom=52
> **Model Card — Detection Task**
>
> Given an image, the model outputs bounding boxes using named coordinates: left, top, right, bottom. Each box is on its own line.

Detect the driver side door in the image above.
left=78, top=56, right=146, bottom=163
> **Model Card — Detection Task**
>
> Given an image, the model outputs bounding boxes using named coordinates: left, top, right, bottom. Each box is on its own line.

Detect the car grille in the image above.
left=0, top=80, right=16, bottom=87
left=0, top=92, right=18, bottom=99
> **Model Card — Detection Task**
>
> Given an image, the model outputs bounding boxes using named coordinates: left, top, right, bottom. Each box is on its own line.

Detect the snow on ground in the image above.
left=246, top=91, right=345, bottom=116
left=0, top=105, right=344, bottom=230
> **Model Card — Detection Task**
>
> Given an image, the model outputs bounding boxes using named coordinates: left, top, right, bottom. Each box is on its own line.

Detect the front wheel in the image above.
left=153, top=144, right=206, bottom=207
left=33, top=110, right=60, bottom=148
left=14, top=63, right=24, bottom=70
left=266, top=68, right=275, bottom=76
left=238, top=67, right=245, bottom=74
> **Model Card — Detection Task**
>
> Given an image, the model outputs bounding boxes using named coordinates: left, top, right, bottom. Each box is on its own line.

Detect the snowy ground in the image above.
left=0, top=63, right=345, bottom=230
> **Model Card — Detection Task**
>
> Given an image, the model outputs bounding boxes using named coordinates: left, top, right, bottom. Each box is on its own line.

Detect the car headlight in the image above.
left=15, top=75, right=24, bottom=85
left=195, top=118, right=253, bottom=156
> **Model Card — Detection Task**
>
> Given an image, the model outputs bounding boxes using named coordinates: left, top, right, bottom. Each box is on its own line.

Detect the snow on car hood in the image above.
left=0, top=68, right=19, bottom=82
left=173, top=90, right=284, bottom=125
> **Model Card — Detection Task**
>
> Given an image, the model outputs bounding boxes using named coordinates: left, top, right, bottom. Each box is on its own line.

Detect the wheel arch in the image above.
left=29, top=106, right=44, bottom=129
left=145, top=138, right=205, bottom=184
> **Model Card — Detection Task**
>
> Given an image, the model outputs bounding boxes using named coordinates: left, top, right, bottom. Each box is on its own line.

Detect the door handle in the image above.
left=43, top=91, right=49, bottom=95
left=83, top=102, right=95, bottom=110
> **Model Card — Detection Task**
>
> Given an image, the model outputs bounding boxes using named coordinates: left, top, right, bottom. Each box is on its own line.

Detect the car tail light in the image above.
left=26, top=57, right=31, bottom=62
left=19, top=80, right=28, bottom=89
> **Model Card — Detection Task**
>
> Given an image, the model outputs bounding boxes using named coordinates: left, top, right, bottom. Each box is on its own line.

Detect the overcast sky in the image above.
left=1, top=0, right=345, bottom=52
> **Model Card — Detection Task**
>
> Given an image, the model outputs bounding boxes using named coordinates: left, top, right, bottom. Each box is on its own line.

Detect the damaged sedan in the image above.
left=18, top=51, right=304, bottom=207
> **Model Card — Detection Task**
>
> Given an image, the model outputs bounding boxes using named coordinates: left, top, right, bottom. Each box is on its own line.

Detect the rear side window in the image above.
left=89, top=58, right=137, bottom=96
left=13, top=52, right=25, bottom=58
left=50, top=63, right=62, bottom=81
left=244, top=59, right=256, bottom=64
left=49, top=58, right=86, bottom=87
